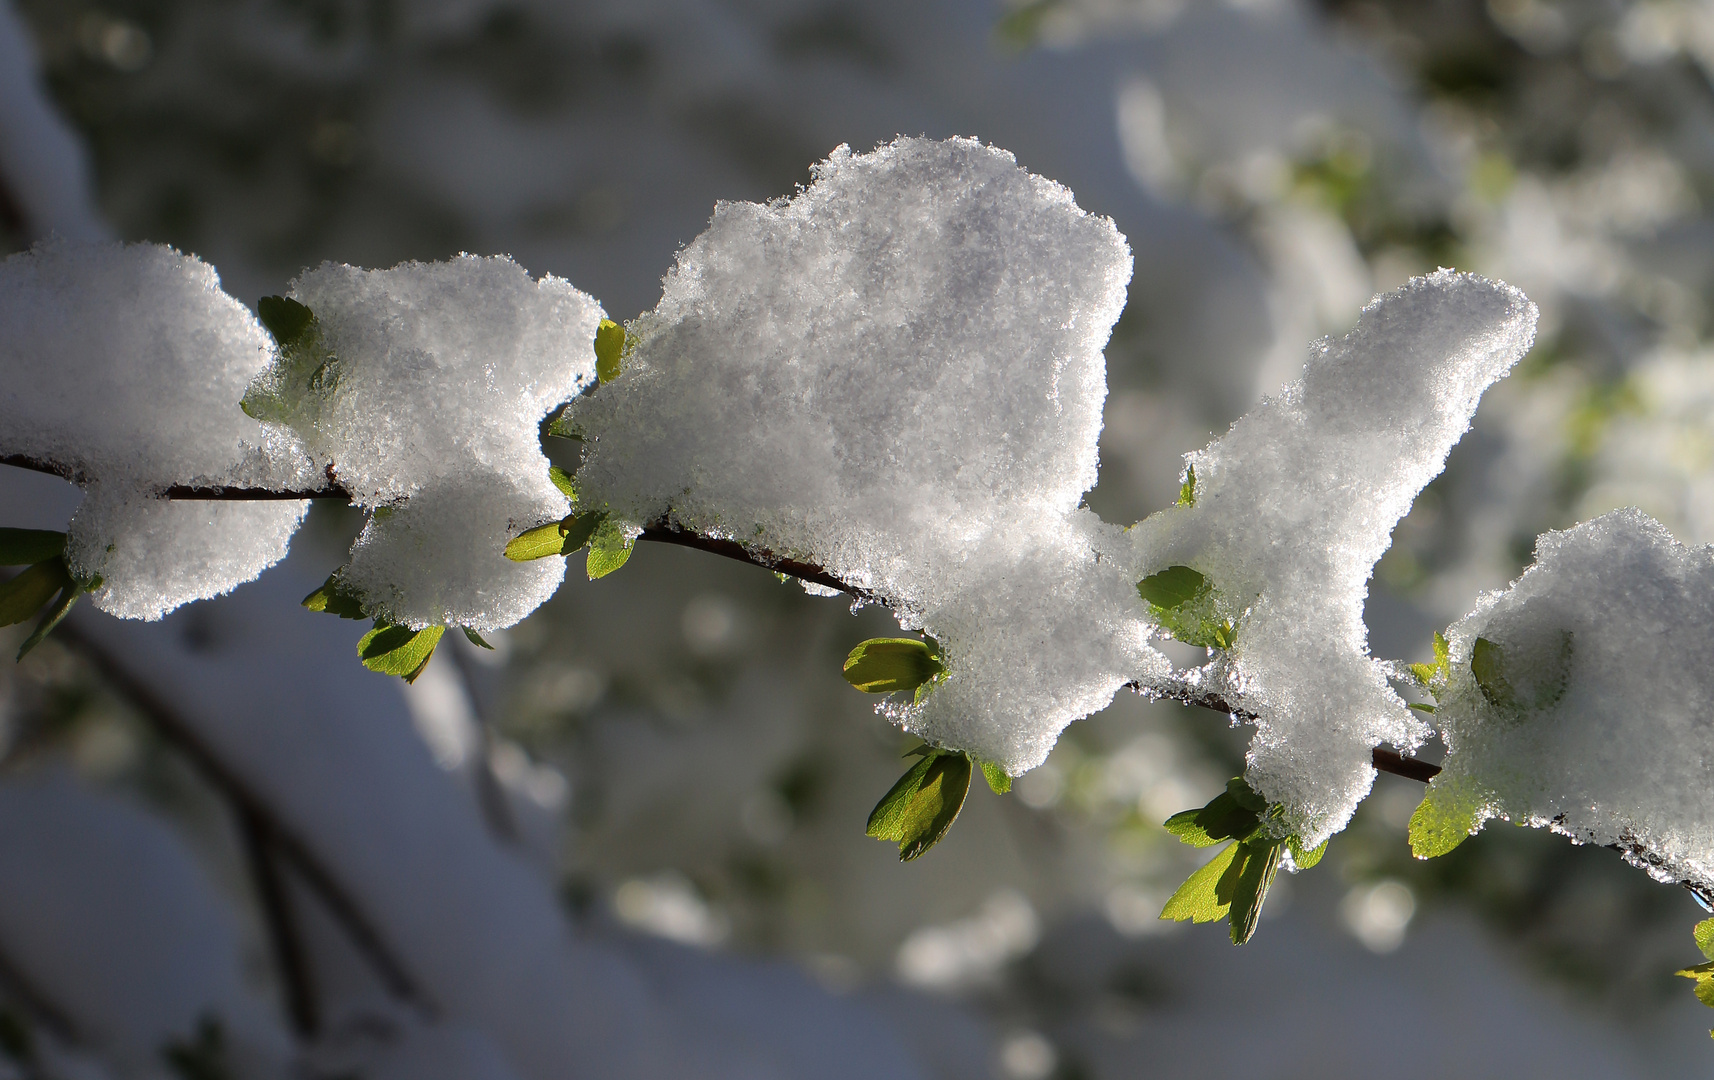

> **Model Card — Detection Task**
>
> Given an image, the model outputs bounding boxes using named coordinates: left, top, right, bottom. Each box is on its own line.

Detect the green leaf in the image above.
left=257, top=295, right=314, bottom=346
left=1406, top=703, right=1437, bottom=713
left=585, top=517, right=634, bottom=579
left=17, top=576, right=82, bottom=661
left=1137, top=565, right=1205, bottom=610
left=1177, top=464, right=1196, bottom=507
left=977, top=757, right=1011, bottom=794
left=1470, top=637, right=1513, bottom=710
left=506, top=519, right=573, bottom=562
left=1225, top=776, right=1267, bottom=813
left=545, top=408, right=582, bottom=440
left=358, top=623, right=445, bottom=683
left=595, top=318, right=627, bottom=383
left=1681, top=970, right=1714, bottom=1009
left=1288, top=835, right=1328, bottom=870
left=0, top=529, right=66, bottom=567
left=1408, top=780, right=1486, bottom=858
left=866, top=750, right=973, bottom=861
left=0, top=561, right=67, bottom=627
left=462, top=627, right=493, bottom=650
left=1408, top=630, right=1452, bottom=693
left=1164, top=792, right=1261, bottom=848
left=1160, top=841, right=1242, bottom=924
left=302, top=573, right=367, bottom=619
left=548, top=466, right=579, bottom=501
left=1696, top=918, right=1714, bottom=962
left=1228, top=839, right=1284, bottom=944
left=1471, top=632, right=1573, bottom=712
left=842, top=638, right=945, bottom=694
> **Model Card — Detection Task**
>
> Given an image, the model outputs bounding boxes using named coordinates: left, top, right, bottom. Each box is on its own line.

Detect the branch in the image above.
left=235, top=805, right=318, bottom=1036
left=51, top=621, right=433, bottom=1016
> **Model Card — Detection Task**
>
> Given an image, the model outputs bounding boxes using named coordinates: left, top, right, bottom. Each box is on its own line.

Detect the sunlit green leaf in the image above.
left=506, top=520, right=573, bottom=562
left=462, top=627, right=493, bottom=650
left=0, top=529, right=65, bottom=567
left=866, top=750, right=973, bottom=861
left=585, top=517, right=634, bottom=579
left=548, top=466, right=579, bottom=501
left=1696, top=918, right=1714, bottom=962
left=842, top=638, right=945, bottom=694
left=358, top=623, right=445, bottom=683
left=1408, top=779, right=1487, bottom=858
left=1288, top=835, right=1328, bottom=870
left=977, top=758, right=1011, bottom=795
left=1228, top=839, right=1284, bottom=944
left=302, top=573, right=367, bottom=619
left=1177, top=464, right=1196, bottom=508
left=595, top=318, right=627, bottom=383
left=1160, top=841, right=1241, bottom=924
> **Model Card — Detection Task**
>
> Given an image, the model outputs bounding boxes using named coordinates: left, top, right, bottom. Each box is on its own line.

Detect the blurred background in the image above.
left=3, top=0, right=1714, bottom=1076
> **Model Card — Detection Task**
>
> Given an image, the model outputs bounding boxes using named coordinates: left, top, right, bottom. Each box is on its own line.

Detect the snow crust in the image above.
left=1433, top=508, right=1714, bottom=889
left=566, top=137, right=1164, bottom=772
left=1131, top=271, right=1539, bottom=844
left=277, top=256, right=601, bottom=630
left=0, top=239, right=316, bottom=618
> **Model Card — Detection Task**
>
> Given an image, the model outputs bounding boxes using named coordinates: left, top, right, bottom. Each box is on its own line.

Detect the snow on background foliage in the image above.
left=6, top=0, right=1714, bottom=1076
left=1134, top=271, right=1538, bottom=844
left=570, top=137, right=1162, bottom=771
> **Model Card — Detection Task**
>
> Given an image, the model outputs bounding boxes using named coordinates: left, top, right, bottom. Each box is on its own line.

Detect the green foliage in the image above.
left=1158, top=776, right=1313, bottom=944
left=1177, top=464, right=1196, bottom=507
left=2, top=557, right=95, bottom=661
left=595, top=318, right=627, bottom=383
left=506, top=510, right=607, bottom=562
left=463, top=626, right=494, bottom=649
left=1408, top=630, right=1451, bottom=693
left=241, top=297, right=337, bottom=426
left=1408, top=778, right=1487, bottom=858
left=1678, top=918, right=1714, bottom=1021
left=1471, top=632, right=1573, bottom=714
left=1136, top=564, right=1236, bottom=649
left=358, top=623, right=445, bottom=683
left=256, top=295, right=314, bottom=347
left=866, top=747, right=972, bottom=861
left=549, top=465, right=579, bottom=500
left=978, top=758, right=1012, bottom=795
left=0, top=528, right=66, bottom=566
left=842, top=637, right=945, bottom=694
left=161, top=1016, right=232, bottom=1080
left=301, top=572, right=367, bottom=619
left=993, top=0, right=1060, bottom=50
left=585, top=517, right=635, bottom=579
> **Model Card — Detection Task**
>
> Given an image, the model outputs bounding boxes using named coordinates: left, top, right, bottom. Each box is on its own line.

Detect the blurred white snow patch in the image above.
left=997, top=1030, right=1057, bottom=1080
left=401, top=647, right=481, bottom=769
left=1432, top=508, right=1714, bottom=890
left=1104, top=883, right=1177, bottom=938
left=1340, top=879, right=1416, bottom=953
left=613, top=871, right=730, bottom=948
left=273, top=254, right=600, bottom=629
left=1116, top=78, right=1182, bottom=198
left=0, top=240, right=319, bottom=617
left=895, top=890, right=1039, bottom=993
left=1133, top=270, right=1538, bottom=846
left=0, top=768, right=292, bottom=1076
left=0, top=4, right=108, bottom=242
left=680, top=592, right=742, bottom=658
left=569, top=136, right=1165, bottom=773
left=489, top=740, right=568, bottom=813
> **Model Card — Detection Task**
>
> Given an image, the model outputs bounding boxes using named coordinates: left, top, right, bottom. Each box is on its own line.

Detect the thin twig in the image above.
left=235, top=806, right=318, bottom=1036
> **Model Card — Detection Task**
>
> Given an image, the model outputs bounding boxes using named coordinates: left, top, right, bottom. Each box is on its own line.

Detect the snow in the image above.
left=0, top=239, right=317, bottom=619
left=565, top=136, right=1165, bottom=773
left=271, top=256, right=601, bottom=630
left=1431, top=508, right=1714, bottom=890
left=1130, top=271, right=1539, bottom=845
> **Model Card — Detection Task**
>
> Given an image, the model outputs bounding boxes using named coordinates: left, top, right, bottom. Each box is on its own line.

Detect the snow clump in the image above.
left=1427, top=508, right=1714, bottom=890
left=566, top=137, right=1167, bottom=772
left=265, top=255, right=602, bottom=630
left=0, top=239, right=317, bottom=618
left=1129, top=271, right=1539, bottom=845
